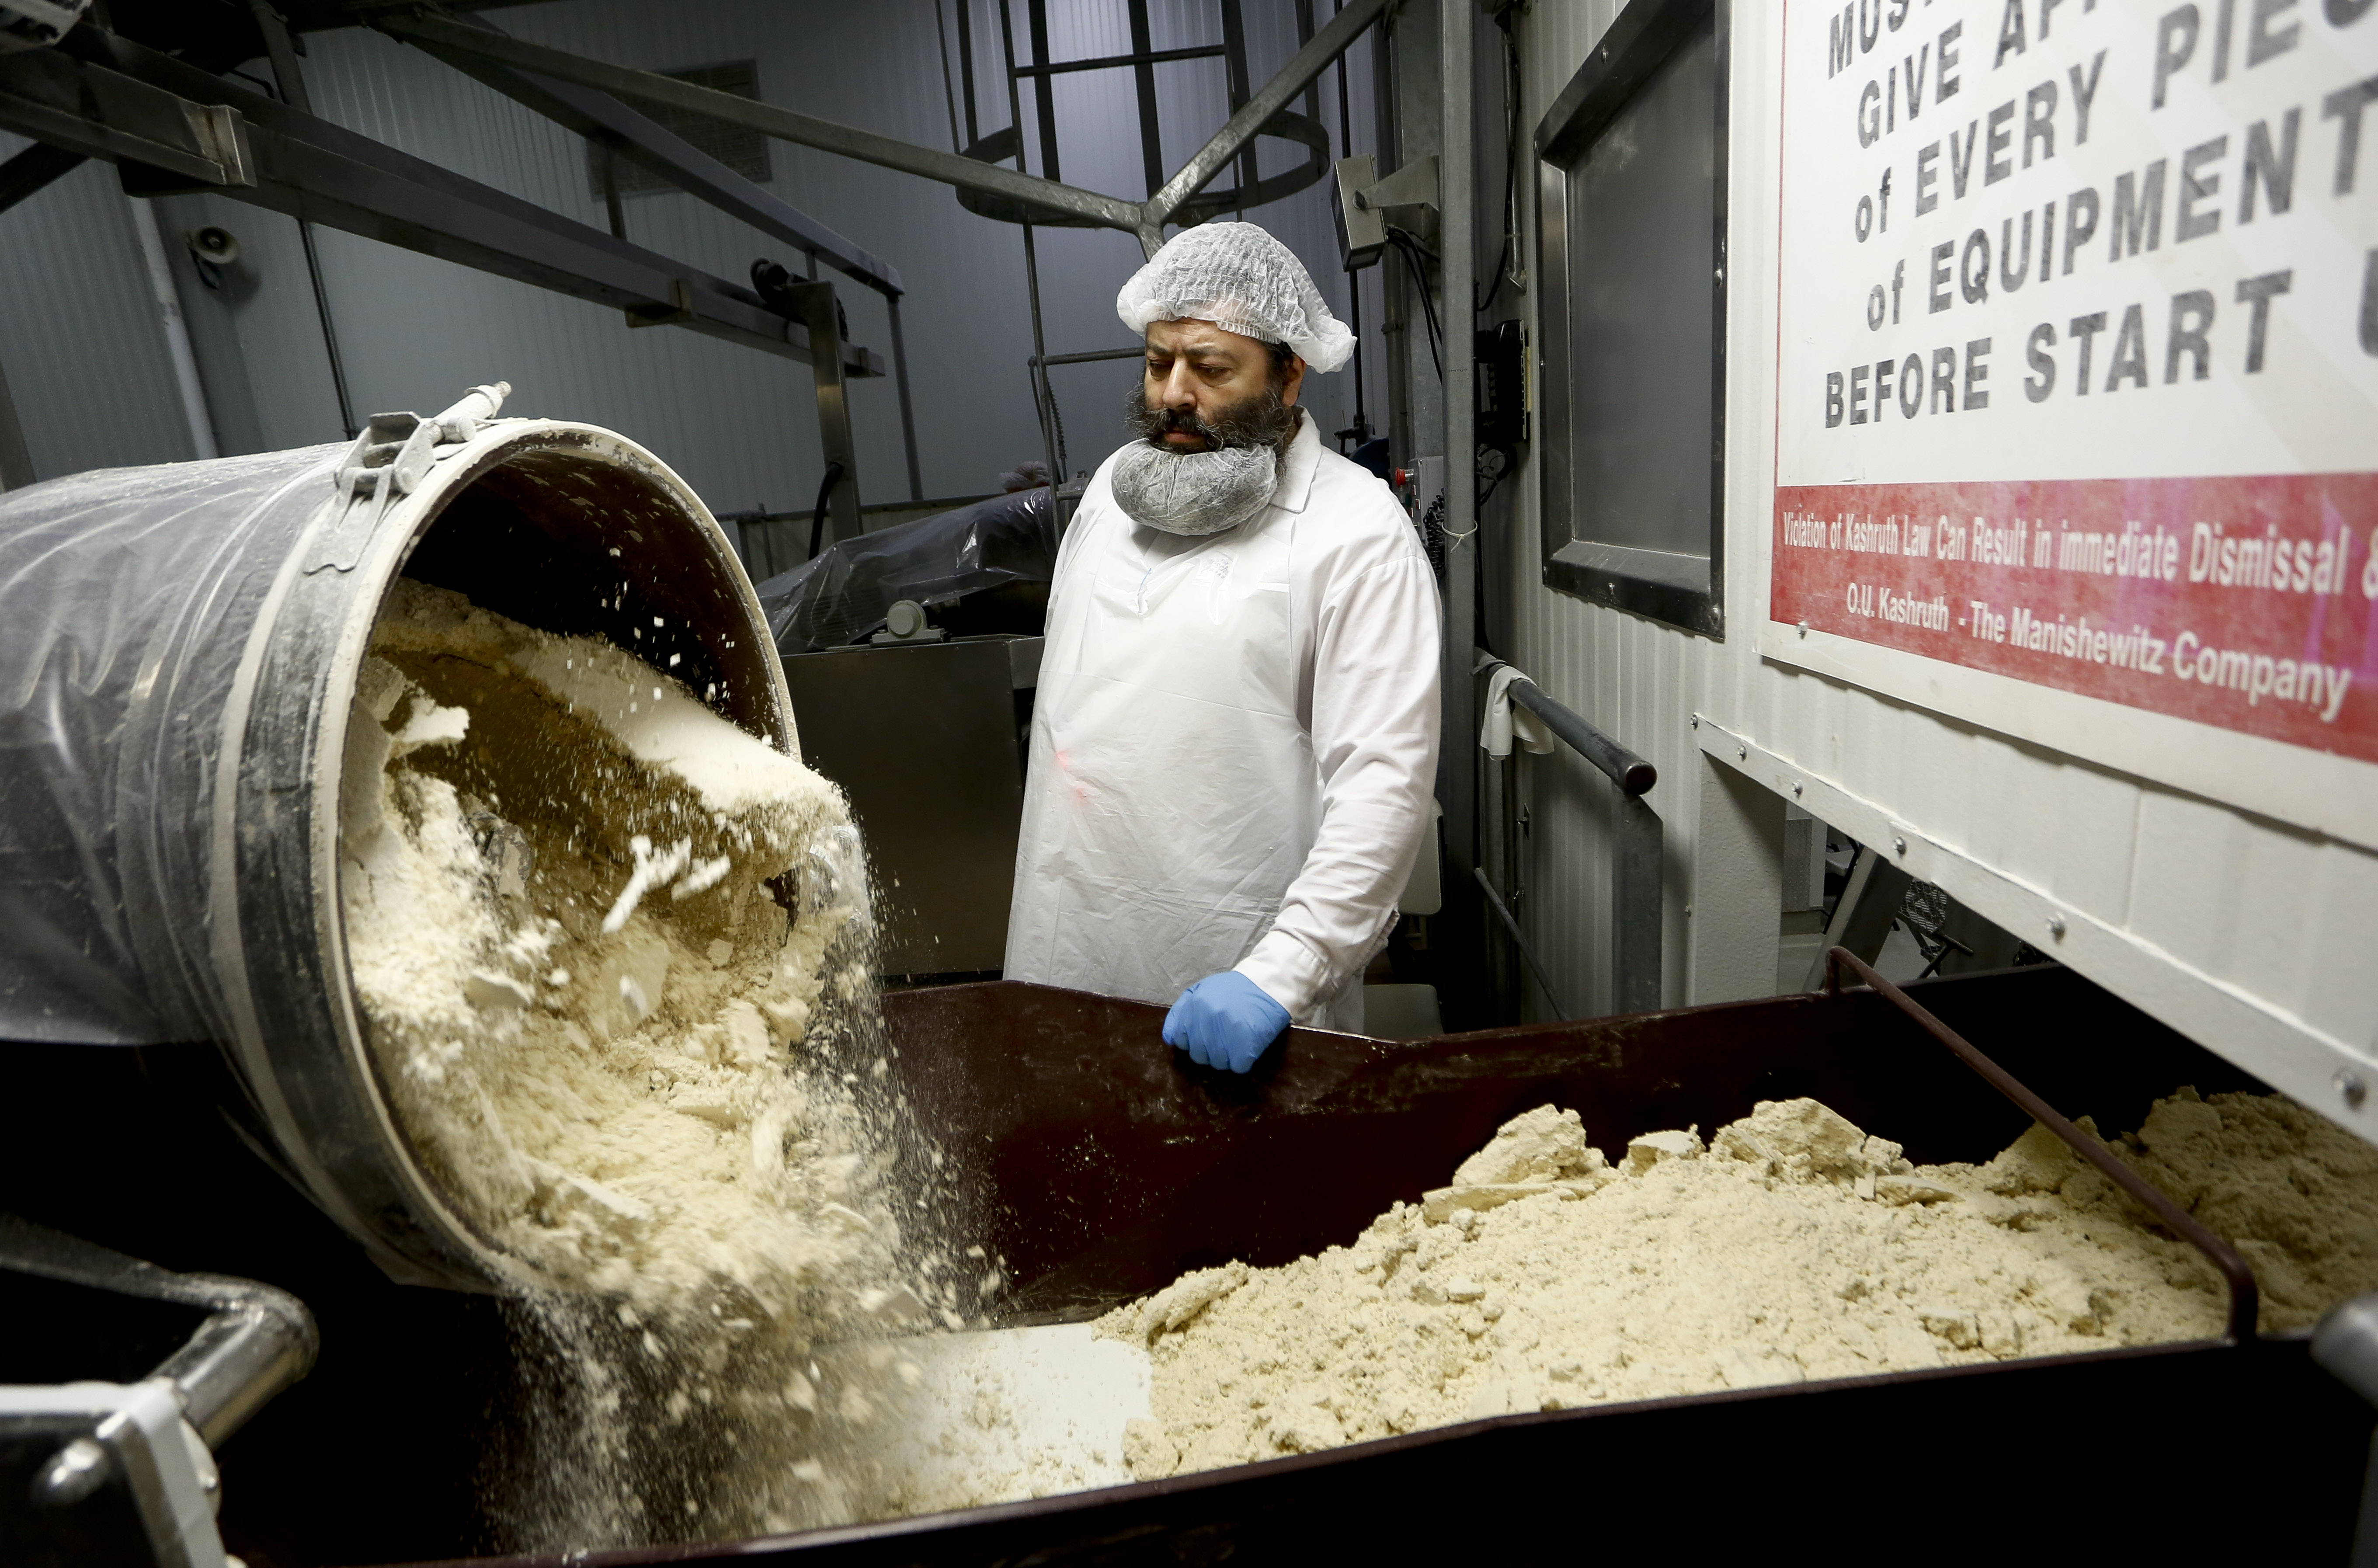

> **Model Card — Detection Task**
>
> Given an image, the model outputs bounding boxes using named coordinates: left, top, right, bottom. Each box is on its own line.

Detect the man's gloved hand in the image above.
left=1163, top=971, right=1291, bottom=1074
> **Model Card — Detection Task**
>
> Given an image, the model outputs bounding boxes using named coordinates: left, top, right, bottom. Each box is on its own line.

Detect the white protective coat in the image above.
left=1005, top=416, right=1442, bottom=1032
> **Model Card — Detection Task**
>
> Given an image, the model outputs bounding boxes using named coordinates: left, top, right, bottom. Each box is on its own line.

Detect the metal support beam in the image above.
left=415, top=11, right=903, bottom=299
left=0, top=139, right=82, bottom=216
left=1801, top=844, right=1913, bottom=991
left=886, top=292, right=923, bottom=501
left=375, top=0, right=1388, bottom=260
left=247, top=0, right=356, bottom=438
left=1125, top=0, right=1164, bottom=197
left=1612, top=793, right=1664, bottom=1014
left=1141, top=0, right=1386, bottom=250
left=24, top=35, right=882, bottom=375
left=0, top=45, right=254, bottom=188
left=1022, top=0, right=1061, bottom=184
left=1437, top=0, right=1478, bottom=1019
left=376, top=12, right=1147, bottom=234
left=1474, top=866, right=1568, bottom=1020
left=1219, top=0, right=1256, bottom=217
left=785, top=278, right=864, bottom=544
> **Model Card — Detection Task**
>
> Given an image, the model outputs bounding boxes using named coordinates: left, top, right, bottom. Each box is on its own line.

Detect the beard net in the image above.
left=1109, top=383, right=1295, bottom=537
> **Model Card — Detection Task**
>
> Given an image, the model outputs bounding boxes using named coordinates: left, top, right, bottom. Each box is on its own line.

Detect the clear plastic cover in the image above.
left=756, top=487, right=1060, bottom=653
left=0, top=446, right=344, bottom=1044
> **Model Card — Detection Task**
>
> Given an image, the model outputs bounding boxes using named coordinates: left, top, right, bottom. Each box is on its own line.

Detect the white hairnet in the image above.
left=1116, top=221, right=1356, bottom=373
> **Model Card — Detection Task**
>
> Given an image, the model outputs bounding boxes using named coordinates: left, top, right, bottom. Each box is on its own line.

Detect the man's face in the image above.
left=1140, top=319, right=1306, bottom=452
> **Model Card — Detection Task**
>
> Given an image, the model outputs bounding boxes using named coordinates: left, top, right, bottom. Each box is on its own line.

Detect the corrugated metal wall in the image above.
left=1501, top=2, right=2378, bottom=1133
left=0, top=134, right=197, bottom=479
left=0, top=2, right=1383, bottom=511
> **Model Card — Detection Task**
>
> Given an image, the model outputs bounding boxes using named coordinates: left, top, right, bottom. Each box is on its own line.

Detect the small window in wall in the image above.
left=585, top=61, right=772, bottom=199
left=1535, top=0, right=1726, bottom=637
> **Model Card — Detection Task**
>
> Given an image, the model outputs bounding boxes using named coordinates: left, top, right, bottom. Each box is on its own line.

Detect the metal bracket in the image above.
left=1354, top=153, right=1440, bottom=240
left=623, top=278, right=695, bottom=329
left=0, top=48, right=255, bottom=188
left=308, top=381, right=511, bottom=574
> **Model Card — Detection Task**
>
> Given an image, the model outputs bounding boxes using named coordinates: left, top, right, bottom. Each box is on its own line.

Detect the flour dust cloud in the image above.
left=340, top=581, right=980, bottom=1545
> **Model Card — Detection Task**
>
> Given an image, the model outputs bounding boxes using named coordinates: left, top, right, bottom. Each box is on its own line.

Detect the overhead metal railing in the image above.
left=1482, top=667, right=1665, bottom=1019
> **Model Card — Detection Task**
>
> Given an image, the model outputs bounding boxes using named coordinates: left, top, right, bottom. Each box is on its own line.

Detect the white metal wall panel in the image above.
left=0, top=136, right=195, bottom=479
left=1506, top=1, right=2378, bottom=1137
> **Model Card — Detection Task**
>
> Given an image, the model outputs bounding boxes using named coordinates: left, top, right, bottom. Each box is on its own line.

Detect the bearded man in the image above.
left=1003, top=222, right=1443, bottom=1072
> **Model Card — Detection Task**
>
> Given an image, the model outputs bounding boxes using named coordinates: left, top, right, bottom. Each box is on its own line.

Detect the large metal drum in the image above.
left=0, top=389, right=796, bottom=1292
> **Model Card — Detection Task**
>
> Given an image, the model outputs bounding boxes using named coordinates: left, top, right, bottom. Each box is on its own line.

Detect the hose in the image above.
left=807, top=460, right=846, bottom=561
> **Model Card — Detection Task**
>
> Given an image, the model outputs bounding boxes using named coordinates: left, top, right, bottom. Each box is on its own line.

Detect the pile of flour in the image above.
left=1102, top=1091, right=2378, bottom=1478
left=341, top=581, right=979, bottom=1544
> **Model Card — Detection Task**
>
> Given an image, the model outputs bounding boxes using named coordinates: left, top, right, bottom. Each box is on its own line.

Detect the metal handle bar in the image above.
left=1506, top=678, right=1655, bottom=796
left=1823, top=946, right=2260, bottom=1344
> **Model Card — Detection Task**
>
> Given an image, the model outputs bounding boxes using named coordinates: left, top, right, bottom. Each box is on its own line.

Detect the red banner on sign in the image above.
left=1771, top=474, right=2378, bottom=764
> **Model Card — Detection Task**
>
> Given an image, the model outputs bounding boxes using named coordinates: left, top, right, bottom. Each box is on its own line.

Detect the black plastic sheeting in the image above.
left=0, top=448, right=344, bottom=1046
left=755, top=488, right=1059, bottom=654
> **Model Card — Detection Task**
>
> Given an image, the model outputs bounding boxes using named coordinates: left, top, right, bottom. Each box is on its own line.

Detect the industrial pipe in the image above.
left=125, top=192, right=216, bottom=460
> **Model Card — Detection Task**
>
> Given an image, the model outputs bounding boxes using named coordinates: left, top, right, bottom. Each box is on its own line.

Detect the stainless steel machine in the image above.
left=781, top=635, right=1041, bottom=977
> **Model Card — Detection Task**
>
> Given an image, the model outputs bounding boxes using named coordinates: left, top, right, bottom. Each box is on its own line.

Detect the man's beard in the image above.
left=1109, top=382, right=1298, bottom=537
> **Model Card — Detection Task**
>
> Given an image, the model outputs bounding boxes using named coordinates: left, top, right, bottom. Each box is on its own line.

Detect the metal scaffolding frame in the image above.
left=0, top=18, right=895, bottom=541
left=378, top=0, right=1385, bottom=261
left=0, top=1, right=1386, bottom=536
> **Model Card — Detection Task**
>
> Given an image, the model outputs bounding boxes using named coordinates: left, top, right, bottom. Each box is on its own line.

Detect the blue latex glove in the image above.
left=1163, top=971, right=1291, bottom=1074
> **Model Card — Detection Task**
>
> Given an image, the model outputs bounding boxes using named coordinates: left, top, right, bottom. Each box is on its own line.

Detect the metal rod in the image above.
left=933, top=0, right=963, bottom=153
left=1219, top=0, right=1255, bottom=218
left=1505, top=678, right=1655, bottom=795
left=247, top=0, right=357, bottom=438
left=125, top=193, right=217, bottom=459
left=1295, top=0, right=1320, bottom=115
left=0, top=1213, right=317, bottom=1450
left=1020, top=223, right=1062, bottom=500
left=1334, top=0, right=1367, bottom=445
left=1023, top=0, right=1061, bottom=183
left=1474, top=866, right=1567, bottom=1021
left=0, top=342, right=38, bottom=489
left=1013, top=42, right=1226, bottom=78
left=1031, top=346, right=1145, bottom=366
left=1126, top=0, right=1164, bottom=198
left=1142, top=0, right=1387, bottom=237
left=597, top=138, right=624, bottom=236
left=786, top=280, right=863, bottom=542
left=887, top=292, right=923, bottom=501
left=996, top=0, right=1062, bottom=508
left=1440, top=0, right=1478, bottom=1011
left=1611, top=792, right=1663, bottom=1013
left=0, top=139, right=81, bottom=216
left=418, top=10, right=904, bottom=299
left=294, top=217, right=357, bottom=438
left=64, top=36, right=877, bottom=373
left=956, top=0, right=980, bottom=147
left=379, top=13, right=1147, bottom=234
left=1823, top=946, right=2262, bottom=1344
